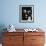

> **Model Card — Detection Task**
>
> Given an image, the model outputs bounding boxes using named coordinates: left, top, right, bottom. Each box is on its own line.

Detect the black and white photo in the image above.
left=19, top=5, right=34, bottom=23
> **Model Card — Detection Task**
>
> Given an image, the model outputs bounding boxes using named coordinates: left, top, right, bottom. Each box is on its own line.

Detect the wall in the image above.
left=0, top=0, right=46, bottom=29
left=0, top=0, right=46, bottom=43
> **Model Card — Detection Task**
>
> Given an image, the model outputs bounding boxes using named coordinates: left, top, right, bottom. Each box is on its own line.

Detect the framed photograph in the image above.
left=19, top=5, right=34, bottom=23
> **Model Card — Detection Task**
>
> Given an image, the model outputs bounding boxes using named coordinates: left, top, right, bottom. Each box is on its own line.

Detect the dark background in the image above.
left=22, top=7, right=32, bottom=20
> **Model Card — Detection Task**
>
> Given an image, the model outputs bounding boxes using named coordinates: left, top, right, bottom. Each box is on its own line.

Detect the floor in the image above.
left=0, top=44, right=2, bottom=46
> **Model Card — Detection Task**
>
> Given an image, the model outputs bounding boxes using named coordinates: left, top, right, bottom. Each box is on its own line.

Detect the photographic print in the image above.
left=19, top=5, right=34, bottom=23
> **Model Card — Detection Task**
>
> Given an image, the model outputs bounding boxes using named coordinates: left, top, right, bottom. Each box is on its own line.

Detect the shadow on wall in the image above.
left=0, top=24, right=7, bottom=43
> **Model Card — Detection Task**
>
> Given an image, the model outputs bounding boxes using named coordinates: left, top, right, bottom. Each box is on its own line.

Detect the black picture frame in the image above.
left=19, top=5, right=34, bottom=23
